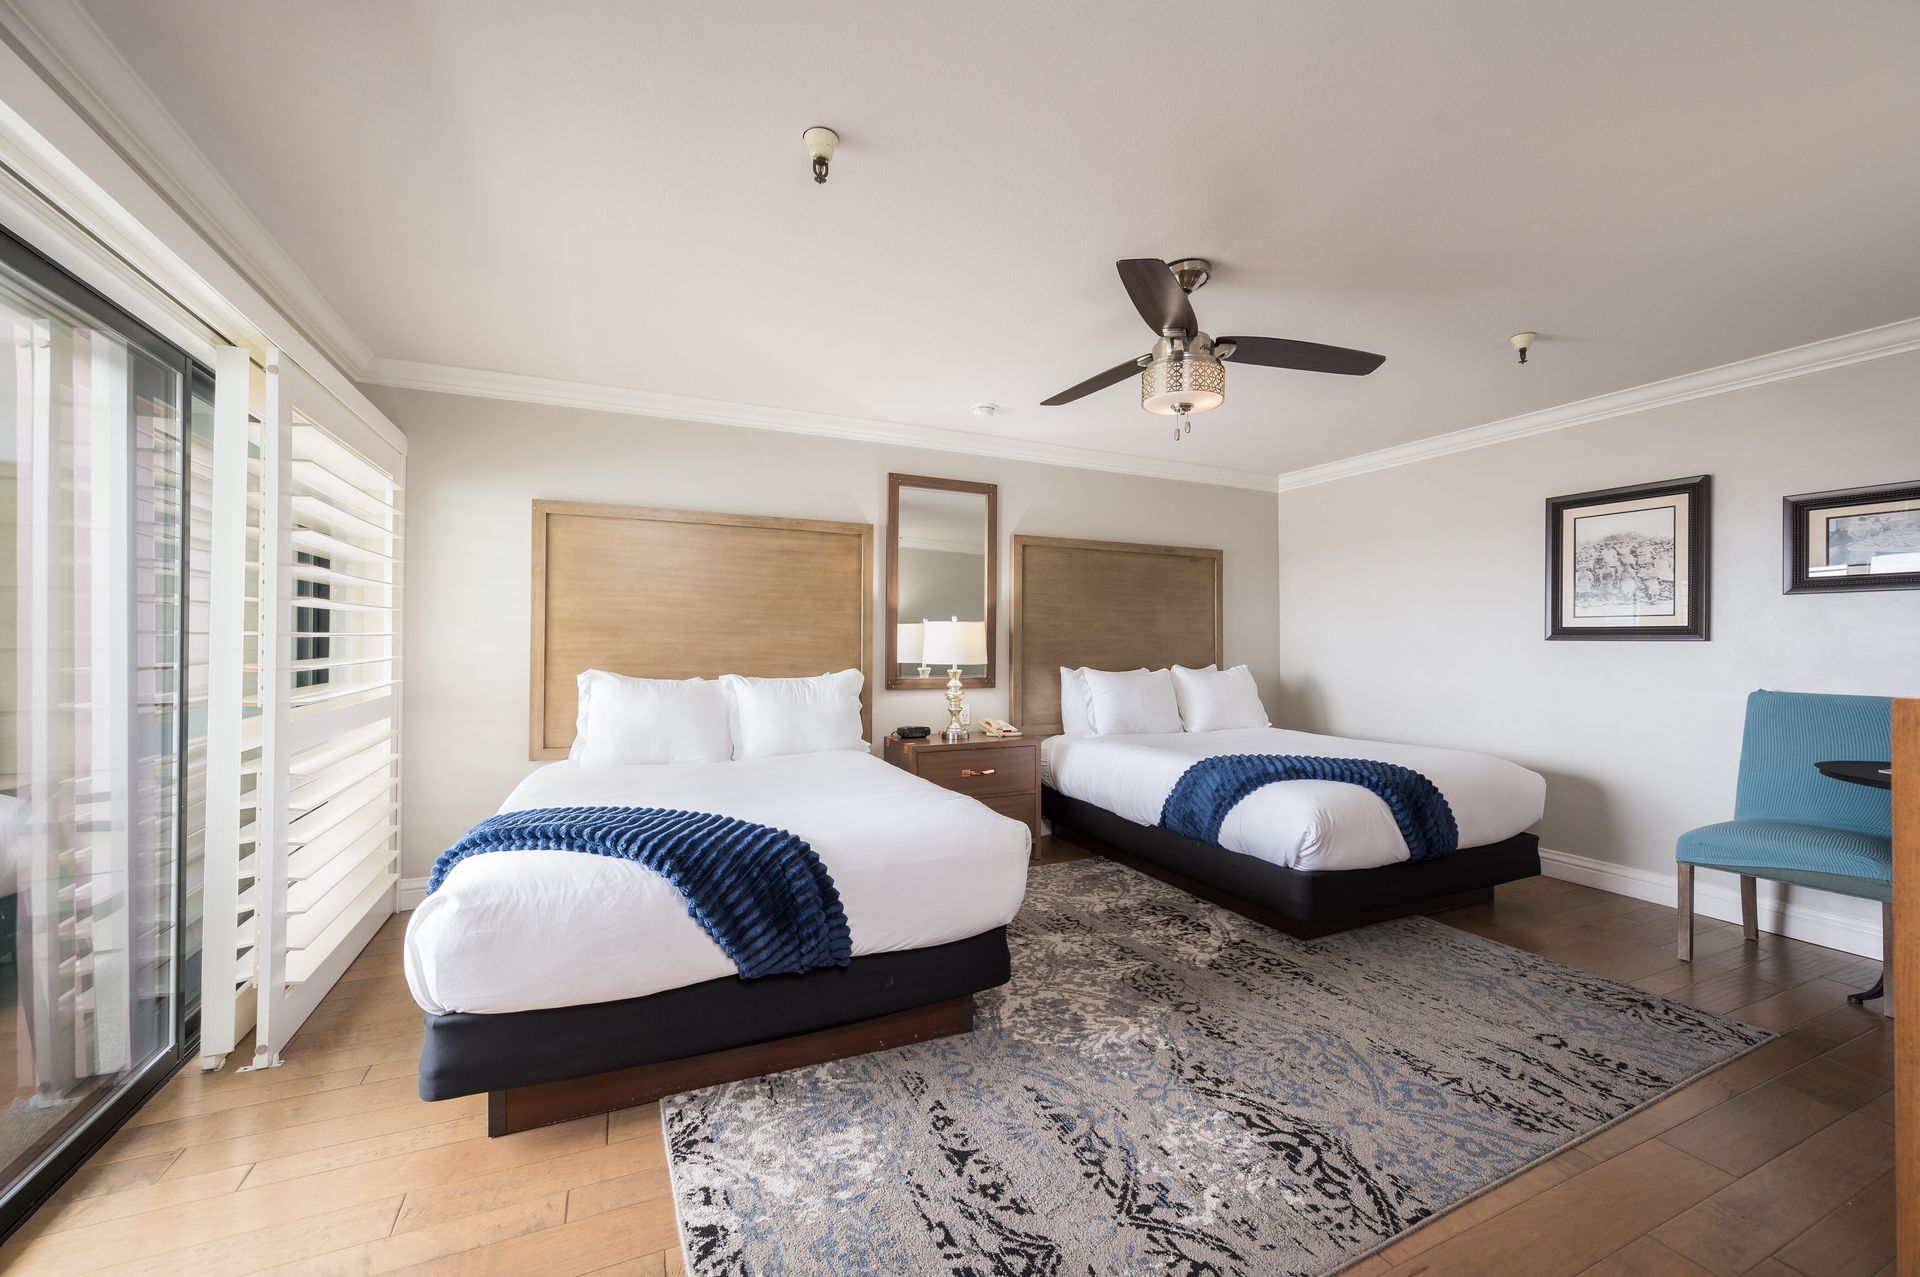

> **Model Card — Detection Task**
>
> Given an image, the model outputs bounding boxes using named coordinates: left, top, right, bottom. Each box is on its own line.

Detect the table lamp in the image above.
left=921, top=617, right=988, bottom=741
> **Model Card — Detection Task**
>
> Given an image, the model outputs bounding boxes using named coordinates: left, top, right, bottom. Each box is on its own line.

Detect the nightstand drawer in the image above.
left=913, top=745, right=1038, bottom=797
left=979, top=792, right=1040, bottom=832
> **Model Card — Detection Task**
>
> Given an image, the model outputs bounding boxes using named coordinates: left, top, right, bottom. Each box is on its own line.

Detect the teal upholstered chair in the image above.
left=1676, top=690, right=1893, bottom=1003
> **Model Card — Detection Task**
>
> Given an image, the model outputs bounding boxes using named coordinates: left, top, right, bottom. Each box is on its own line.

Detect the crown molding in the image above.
left=0, top=0, right=376, bottom=377
left=361, top=357, right=1283, bottom=493
left=1274, top=315, right=1920, bottom=492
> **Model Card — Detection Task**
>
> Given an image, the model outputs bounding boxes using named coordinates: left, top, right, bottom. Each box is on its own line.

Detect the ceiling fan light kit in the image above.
left=1140, top=340, right=1226, bottom=436
left=1041, top=257, right=1386, bottom=441
left=1510, top=331, right=1537, bottom=364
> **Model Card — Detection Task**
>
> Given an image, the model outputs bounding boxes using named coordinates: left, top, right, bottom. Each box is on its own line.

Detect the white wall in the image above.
left=367, top=386, right=1280, bottom=883
left=1274, top=351, right=1920, bottom=954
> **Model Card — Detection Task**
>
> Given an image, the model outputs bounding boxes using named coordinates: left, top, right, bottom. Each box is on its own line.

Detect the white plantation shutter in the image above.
left=200, top=347, right=260, bottom=1067
left=202, top=347, right=403, bottom=1070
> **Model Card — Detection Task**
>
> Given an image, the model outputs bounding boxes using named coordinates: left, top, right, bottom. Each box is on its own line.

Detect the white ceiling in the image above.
left=54, top=0, right=1920, bottom=479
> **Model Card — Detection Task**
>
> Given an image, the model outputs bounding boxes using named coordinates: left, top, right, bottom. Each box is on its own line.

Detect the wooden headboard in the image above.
left=529, top=501, right=873, bottom=759
left=1009, top=534, right=1223, bottom=735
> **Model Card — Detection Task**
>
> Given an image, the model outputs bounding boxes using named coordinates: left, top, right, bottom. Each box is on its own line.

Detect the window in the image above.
left=0, top=226, right=199, bottom=1237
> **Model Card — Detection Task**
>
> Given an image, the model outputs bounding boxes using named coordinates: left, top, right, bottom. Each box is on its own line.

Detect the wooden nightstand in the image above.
left=883, top=732, right=1042, bottom=842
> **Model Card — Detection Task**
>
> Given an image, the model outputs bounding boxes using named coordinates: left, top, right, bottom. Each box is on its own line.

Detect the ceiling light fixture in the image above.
left=802, top=126, right=839, bottom=184
left=1510, top=331, right=1537, bottom=365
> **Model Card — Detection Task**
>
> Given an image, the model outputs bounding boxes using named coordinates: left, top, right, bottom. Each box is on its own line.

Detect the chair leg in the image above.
left=1849, top=907, right=1889, bottom=1007
left=1677, top=863, right=1695, bottom=962
left=1740, top=875, right=1759, bottom=942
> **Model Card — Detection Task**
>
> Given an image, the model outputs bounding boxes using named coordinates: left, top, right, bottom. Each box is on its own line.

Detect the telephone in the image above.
left=979, top=718, right=1022, bottom=738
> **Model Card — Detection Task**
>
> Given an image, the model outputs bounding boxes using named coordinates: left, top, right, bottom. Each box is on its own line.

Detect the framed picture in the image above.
left=1783, top=480, right=1920, bottom=594
left=1546, top=475, right=1710, bottom=641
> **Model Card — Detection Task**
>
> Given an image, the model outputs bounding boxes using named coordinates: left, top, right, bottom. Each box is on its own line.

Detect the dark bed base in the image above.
left=1044, top=788, right=1540, bottom=938
left=421, top=927, right=1010, bottom=1136
left=488, top=996, right=975, bottom=1136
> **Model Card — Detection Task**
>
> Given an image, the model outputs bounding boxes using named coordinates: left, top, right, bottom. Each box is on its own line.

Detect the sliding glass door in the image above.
left=0, top=229, right=197, bottom=1235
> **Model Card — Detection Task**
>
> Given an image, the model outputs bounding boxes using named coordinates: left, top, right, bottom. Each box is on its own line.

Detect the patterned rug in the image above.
left=664, top=859, right=1769, bottom=1276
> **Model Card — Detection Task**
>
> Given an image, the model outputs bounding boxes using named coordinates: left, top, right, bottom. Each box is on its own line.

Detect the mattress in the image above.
left=405, top=750, right=1032, bottom=1014
left=1042, top=727, right=1545, bottom=872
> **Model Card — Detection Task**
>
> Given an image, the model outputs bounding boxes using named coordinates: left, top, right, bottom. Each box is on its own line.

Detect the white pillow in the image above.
left=1171, top=663, right=1270, bottom=732
left=721, top=669, right=866, bottom=760
left=1063, top=665, right=1151, bottom=733
left=572, top=670, right=733, bottom=765
left=1080, top=667, right=1183, bottom=736
left=1058, top=667, right=1092, bottom=735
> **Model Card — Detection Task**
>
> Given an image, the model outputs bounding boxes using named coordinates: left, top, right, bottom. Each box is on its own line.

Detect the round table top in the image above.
left=1814, top=760, right=1893, bottom=790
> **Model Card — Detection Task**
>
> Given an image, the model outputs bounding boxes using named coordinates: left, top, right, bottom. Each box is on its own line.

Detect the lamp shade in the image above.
left=922, top=618, right=988, bottom=667
left=896, top=622, right=925, bottom=663
left=1140, top=351, right=1225, bottom=416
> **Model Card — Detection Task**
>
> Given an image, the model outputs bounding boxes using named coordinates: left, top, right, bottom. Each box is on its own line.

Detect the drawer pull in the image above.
left=960, top=767, right=996, bottom=778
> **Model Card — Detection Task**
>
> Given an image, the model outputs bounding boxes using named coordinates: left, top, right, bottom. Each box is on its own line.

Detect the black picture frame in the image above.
left=1546, top=475, right=1710, bottom=641
left=1782, top=480, right=1920, bottom=594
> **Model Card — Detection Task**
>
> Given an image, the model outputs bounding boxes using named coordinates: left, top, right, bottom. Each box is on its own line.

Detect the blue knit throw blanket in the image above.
left=1160, top=754, right=1460, bottom=861
left=427, top=806, right=853, bottom=979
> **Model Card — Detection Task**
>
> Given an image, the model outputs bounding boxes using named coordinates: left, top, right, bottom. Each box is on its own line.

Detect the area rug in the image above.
left=663, top=859, right=1769, bottom=1276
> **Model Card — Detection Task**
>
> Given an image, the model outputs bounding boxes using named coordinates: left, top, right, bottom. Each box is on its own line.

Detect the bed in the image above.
left=1011, top=534, right=1545, bottom=936
left=410, top=502, right=1030, bottom=1135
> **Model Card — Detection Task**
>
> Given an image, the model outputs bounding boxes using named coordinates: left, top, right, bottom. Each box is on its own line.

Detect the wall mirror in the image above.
left=886, top=474, right=997, bottom=689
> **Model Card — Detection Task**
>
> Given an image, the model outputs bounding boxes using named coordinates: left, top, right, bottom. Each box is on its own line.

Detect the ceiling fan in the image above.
left=1040, top=258, right=1385, bottom=439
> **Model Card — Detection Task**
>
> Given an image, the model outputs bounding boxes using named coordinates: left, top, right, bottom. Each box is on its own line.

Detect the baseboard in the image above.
left=1537, top=847, right=1882, bottom=959
left=398, top=877, right=428, bottom=912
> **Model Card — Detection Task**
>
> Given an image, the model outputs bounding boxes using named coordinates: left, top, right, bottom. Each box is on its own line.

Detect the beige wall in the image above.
left=1274, top=350, right=1920, bottom=953
left=367, top=386, right=1280, bottom=882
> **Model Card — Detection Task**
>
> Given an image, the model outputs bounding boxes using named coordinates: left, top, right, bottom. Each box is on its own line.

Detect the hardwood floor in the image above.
left=0, top=841, right=1894, bottom=1275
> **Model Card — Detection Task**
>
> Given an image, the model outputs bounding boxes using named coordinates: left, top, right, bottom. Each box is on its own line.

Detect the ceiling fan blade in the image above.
left=1216, top=336, right=1385, bottom=376
left=1040, top=356, right=1146, bottom=406
left=1116, top=259, right=1198, bottom=337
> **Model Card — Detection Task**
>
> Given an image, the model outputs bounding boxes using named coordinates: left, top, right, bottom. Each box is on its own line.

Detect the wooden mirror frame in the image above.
left=885, top=474, right=997, bottom=690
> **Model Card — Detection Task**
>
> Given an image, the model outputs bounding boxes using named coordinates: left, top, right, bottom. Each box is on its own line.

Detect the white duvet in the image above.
left=405, top=750, right=1031, bottom=1015
left=1043, top=727, right=1545, bottom=873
